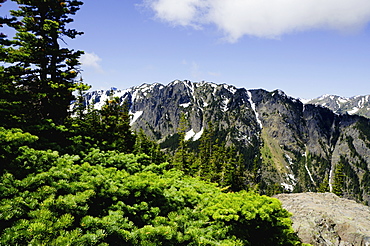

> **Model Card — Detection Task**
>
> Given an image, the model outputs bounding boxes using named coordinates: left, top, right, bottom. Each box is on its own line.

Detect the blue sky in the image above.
left=2, top=0, right=370, bottom=99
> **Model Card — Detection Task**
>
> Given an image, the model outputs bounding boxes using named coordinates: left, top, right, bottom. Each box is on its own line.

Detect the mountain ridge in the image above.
left=305, top=94, right=370, bottom=118
left=77, top=80, right=370, bottom=203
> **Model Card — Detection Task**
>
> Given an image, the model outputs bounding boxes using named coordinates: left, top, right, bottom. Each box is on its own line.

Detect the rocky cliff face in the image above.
left=80, top=80, right=370, bottom=203
left=275, top=193, right=370, bottom=246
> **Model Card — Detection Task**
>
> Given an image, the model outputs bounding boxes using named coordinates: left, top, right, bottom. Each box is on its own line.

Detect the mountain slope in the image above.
left=79, top=80, right=370, bottom=203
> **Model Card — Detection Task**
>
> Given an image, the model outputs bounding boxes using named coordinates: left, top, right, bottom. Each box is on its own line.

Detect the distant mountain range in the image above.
left=305, top=94, right=370, bottom=119
left=78, top=80, right=370, bottom=203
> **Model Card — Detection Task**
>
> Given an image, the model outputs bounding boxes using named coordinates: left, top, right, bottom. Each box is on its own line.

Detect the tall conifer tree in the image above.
left=333, top=159, right=345, bottom=196
left=172, top=113, right=190, bottom=171
left=0, top=0, right=84, bottom=129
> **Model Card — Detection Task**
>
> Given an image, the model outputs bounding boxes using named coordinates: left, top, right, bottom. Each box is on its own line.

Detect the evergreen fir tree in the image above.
left=99, top=97, right=136, bottom=152
left=1, top=0, right=84, bottom=131
left=332, top=160, right=345, bottom=196
left=195, top=123, right=214, bottom=177
left=172, top=113, right=190, bottom=172
left=318, top=175, right=330, bottom=193
left=133, top=128, right=167, bottom=164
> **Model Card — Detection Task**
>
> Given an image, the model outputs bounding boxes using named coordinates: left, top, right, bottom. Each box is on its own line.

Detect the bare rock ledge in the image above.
left=274, top=192, right=370, bottom=246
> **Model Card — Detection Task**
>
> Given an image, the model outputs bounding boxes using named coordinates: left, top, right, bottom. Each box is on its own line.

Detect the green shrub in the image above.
left=0, top=149, right=304, bottom=245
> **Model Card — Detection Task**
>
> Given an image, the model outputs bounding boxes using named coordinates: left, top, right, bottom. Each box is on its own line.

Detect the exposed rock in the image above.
left=275, top=192, right=370, bottom=246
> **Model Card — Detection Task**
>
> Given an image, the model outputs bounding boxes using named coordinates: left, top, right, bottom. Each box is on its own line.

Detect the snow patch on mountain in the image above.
left=338, top=97, right=348, bottom=103
left=130, top=111, right=143, bottom=125
left=171, top=80, right=181, bottom=86
left=185, top=128, right=204, bottom=141
left=139, top=83, right=158, bottom=93
left=317, top=94, right=330, bottom=101
left=223, top=84, right=237, bottom=94
left=93, top=93, right=109, bottom=109
left=247, top=91, right=263, bottom=129
left=113, top=89, right=129, bottom=99
left=229, top=87, right=237, bottom=94
left=281, top=183, right=294, bottom=192
left=281, top=154, right=297, bottom=192
left=193, top=127, right=204, bottom=141
left=180, top=102, right=191, bottom=108
left=348, top=107, right=359, bottom=115
left=221, top=97, right=230, bottom=112
left=285, top=154, right=294, bottom=166
left=131, top=89, right=141, bottom=102
left=185, top=129, right=195, bottom=141
left=305, top=164, right=315, bottom=184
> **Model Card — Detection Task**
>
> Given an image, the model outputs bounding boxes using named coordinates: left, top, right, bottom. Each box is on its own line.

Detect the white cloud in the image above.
left=80, top=52, right=103, bottom=72
left=143, top=0, right=370, bottom=41
left=144, top=0, right=208, bottom=28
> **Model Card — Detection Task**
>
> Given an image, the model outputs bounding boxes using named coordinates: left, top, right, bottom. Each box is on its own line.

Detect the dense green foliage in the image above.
left=0, top=1, right=308, bottom=245
left=0, top=130, right=304, bottom=245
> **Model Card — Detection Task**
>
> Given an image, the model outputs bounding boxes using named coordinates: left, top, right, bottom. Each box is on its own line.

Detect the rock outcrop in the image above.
left=275, top=192, right=370, bottom=246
